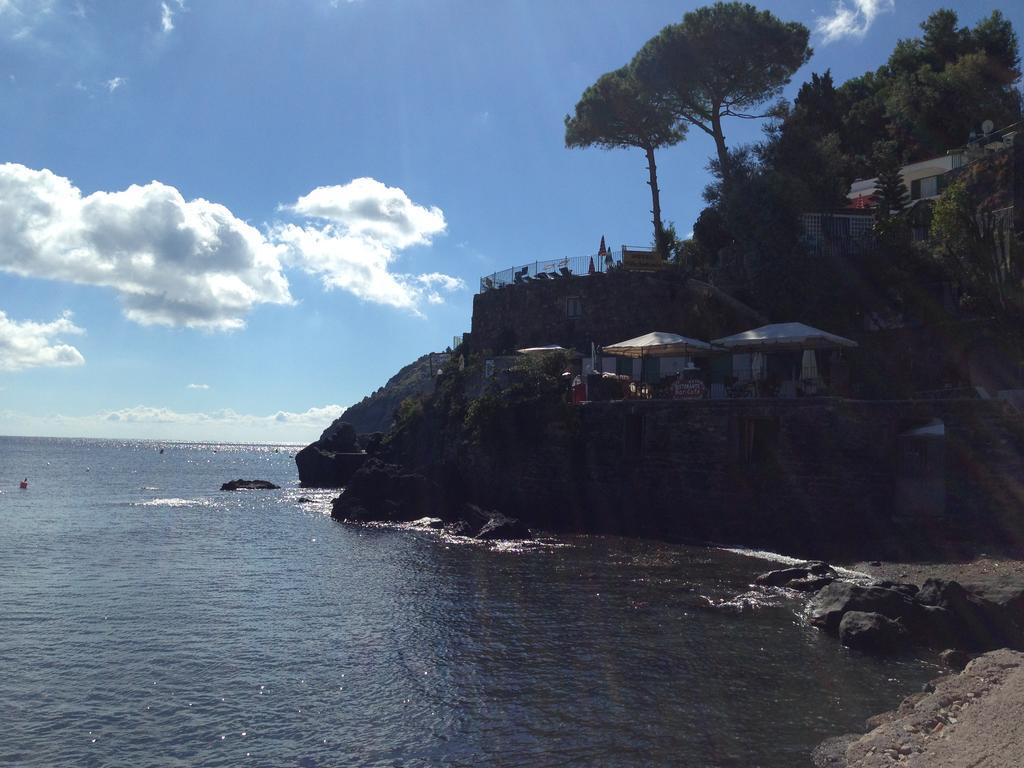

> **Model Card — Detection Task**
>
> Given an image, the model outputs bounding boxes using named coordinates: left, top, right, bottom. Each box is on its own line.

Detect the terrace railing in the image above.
left=479, top=248, right=624, bottom=293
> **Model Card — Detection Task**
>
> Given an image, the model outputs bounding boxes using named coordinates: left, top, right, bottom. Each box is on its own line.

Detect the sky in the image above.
left=0, top=0, right=1020, bottom=442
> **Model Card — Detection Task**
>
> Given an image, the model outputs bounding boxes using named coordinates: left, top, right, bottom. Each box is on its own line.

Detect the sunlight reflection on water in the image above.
left=0, top=436, right=935, bottom=767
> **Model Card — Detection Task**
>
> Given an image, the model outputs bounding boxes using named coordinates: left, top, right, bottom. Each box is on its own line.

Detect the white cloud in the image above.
left=0, top=165, right=459, bottom=326
left=286, top=178, right=446, bottom=249
left=160, top=1, right=183, bottom=33
left=0, top=309, right=85, bottom=371
left=0, top=403, right=347, bottom=442
left=816, top=0, right=894, bottom=44
left=105, top=76, right=126, bottom=92
left=160, top=2, right=173, bottom=32
left=278, top=178, right=462, bottom=312
left=186, top=383, right=209, bottom=390
left=0, top=163, right=293, bottom=330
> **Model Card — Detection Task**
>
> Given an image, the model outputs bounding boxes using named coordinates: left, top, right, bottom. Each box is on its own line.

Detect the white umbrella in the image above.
left=712, top=322, right=857, bottom=351
left=602, top=331, right=719, bottom=358
left=516, top=345, right=571, bottom=355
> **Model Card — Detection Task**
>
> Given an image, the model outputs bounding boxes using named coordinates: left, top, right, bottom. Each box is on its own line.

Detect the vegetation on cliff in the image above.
left=336, top=351, right=442, bottom=435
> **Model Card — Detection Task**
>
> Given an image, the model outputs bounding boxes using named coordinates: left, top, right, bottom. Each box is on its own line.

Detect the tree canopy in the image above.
left=565, top=66, right=685, bottom=257
left=632, top=2, right=811, bottom=181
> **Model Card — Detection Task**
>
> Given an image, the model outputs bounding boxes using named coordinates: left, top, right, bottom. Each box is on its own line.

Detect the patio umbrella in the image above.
left=516, top=345, right=572, bottom=355
left=603, top=332, right=720, bottom=386
left=588, top=256, right=596, bottom=274
left=602, top=331, right=719, bottom=358
left=712, top=322, right=857, bottom=351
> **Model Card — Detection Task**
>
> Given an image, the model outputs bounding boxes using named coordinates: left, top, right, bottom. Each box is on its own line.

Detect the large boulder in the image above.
left=809, top=582, right=924, bottom=636
left=221, top=479, right=280, bottom=491
left=331, top=459, right=442, bottom=523
left=755, top=561, right=835, bottom=588
left=295, top=445, right=367, bottom=488
left=318, top=419, right=359, bottom=452
left=916, top=577, right=1024, bottom=651
left=838, top=611, right=910, bottom=654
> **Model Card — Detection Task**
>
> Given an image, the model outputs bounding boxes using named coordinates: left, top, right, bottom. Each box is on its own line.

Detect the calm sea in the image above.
left=0, top=436, right=932, bottom=767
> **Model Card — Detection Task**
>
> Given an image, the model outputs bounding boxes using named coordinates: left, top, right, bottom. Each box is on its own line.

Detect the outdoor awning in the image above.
left=602, top=331, right=720, bottom=358
left=711, top=322, right=858, bottom=351
left=516, top=345, right=573, bottom=355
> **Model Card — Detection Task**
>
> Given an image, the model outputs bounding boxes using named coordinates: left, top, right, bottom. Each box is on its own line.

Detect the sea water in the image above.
left=0, top=436, right=933, bottom=767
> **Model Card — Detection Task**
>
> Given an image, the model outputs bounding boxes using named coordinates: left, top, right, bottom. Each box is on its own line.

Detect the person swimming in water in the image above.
left=19, top=478, right=28, bottom=489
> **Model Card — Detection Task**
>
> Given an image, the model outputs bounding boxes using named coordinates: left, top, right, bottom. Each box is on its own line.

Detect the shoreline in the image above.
left=813, top=650, right=1024, bottom=767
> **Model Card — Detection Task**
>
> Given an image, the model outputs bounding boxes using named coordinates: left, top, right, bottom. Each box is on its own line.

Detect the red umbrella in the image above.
left=588, top=256, right=596, bottom=274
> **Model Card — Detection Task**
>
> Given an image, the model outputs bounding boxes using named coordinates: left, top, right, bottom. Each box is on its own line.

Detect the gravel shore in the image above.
left=814, top=649, right=1024, bottom=767
left=849, top=555, right=1024, bottom=587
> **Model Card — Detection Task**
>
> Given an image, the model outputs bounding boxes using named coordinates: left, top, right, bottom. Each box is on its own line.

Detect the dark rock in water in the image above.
left=755, top=561, right=836, bottom=588
left=788, top=575, right=835, bottom=592
left=475, top=512, right=532, bottom=541
left=294, top=419, right=370, bottom=488
left=331, top=459, right=442, bottom=523
left=447, top=503, right=531, bottom=541
left=809, top=582, right=923, bottom=636
left=296, top=496, right=314, bottom=503
left=221, top=479, right=280, bottom=491
left=838, top=611, right=910, bottom=654
left=939, top=648, right=971, bottom=670
left=295, top=445, right=367, bottom=488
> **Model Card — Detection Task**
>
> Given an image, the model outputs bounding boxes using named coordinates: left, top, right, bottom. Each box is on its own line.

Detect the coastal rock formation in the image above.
left=295, top=420, right=368, bottom=488
left=475, top=513, right=532, bottom=541
left=809, top=577, right=1024, bottom=654
left=810, top=582, right=923, bottom=636
left=338, top=353, right=440, bottom=435
left=916, top=577, right=1024, bottom=651
left=813, top=650, right=1024, bottom=767
left=330, top=462, right=532, bottom=540
left=838, top=612, right=910, bottom=653
left=220, top=479, right=280, bottom=491
left=331, top=459, right=442, bottom=523
left=755, top=561, right=835, bottom=588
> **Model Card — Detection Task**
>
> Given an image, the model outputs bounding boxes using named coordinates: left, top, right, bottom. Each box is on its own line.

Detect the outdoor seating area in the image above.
left=578, top=323, right=857, bottom=403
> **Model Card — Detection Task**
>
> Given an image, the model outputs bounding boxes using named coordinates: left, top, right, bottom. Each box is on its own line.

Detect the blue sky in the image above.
left=0, top=0, right=1019, bottom=442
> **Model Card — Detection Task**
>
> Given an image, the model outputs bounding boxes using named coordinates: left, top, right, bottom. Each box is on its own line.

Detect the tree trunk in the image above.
left=710, top=107, right=730, bottom=184
left=645, top=145, right=668, bottom=260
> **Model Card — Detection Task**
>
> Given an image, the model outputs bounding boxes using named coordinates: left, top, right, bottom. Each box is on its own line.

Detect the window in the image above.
left=566, top=296, right=582, bottom=319
left=912, top=175, right=942, bottom=200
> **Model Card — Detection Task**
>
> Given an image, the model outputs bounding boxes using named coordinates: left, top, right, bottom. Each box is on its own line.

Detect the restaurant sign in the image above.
left=621, top=249, right=666, bottom=271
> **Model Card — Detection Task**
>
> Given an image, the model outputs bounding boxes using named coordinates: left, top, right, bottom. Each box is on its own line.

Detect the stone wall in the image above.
left=468, top=269, right=763, bottom=354
left=446, top=397, right=1024, bottom=559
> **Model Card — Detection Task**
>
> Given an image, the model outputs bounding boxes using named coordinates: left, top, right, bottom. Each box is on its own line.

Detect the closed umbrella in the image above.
left=801, top=349, right=819, bottom=381
left=751, top=351, right=766, bottom=381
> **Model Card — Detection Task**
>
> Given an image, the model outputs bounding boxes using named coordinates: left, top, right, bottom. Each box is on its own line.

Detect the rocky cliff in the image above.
left=352, top=353, right=1024, bottom=560
left=335, top=352, right=441, bottom=435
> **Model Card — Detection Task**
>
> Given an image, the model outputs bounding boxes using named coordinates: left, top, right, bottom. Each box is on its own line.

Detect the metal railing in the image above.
left=479, top=248, right=624, bottom=293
